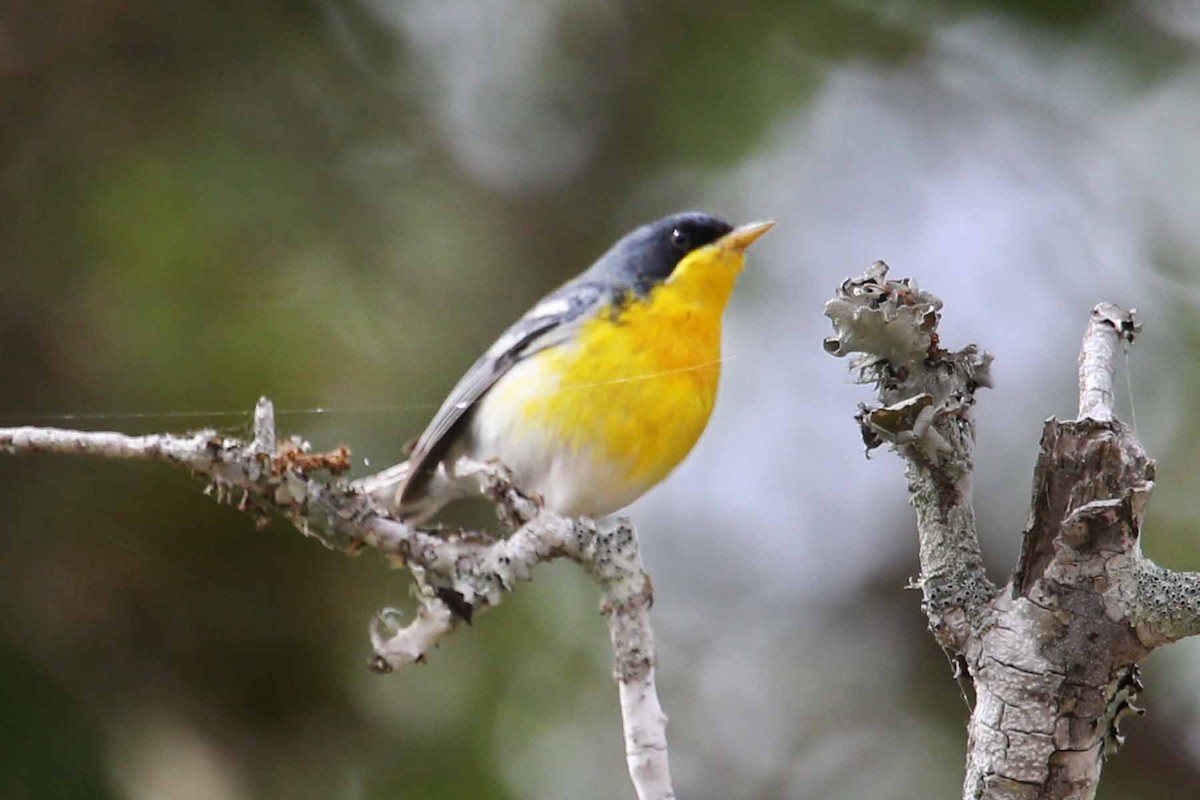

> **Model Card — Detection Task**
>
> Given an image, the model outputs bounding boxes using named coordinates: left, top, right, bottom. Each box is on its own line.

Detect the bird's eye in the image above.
left=669, top=228, right=690, bottom=250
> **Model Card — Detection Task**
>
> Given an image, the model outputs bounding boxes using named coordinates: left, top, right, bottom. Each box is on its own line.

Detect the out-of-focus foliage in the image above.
left=3, top=1, right=1200, bottom=798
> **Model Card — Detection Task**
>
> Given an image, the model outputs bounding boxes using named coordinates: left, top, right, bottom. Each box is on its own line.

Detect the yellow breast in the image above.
left=509, top=242, right=745, bottom=495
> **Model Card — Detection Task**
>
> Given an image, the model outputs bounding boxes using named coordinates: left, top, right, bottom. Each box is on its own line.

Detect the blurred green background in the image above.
left=4, top=1, right=1200, bottom=797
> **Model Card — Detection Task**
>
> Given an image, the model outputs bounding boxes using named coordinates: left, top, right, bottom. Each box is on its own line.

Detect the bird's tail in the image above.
left=356, top=460, right=411, bottom=513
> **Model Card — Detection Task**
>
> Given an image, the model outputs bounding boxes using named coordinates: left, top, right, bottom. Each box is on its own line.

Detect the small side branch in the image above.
left=1078, top=303, right=1139, bottom=421
left=0, top=397, right=675, bottom=800
left=2, top=400, right=387, bottom=555
left=370, top=504, right=673, bottom=798
left=1127, top=561, right=1200, bottom=648
left=824, top=262, right=997, bottom=651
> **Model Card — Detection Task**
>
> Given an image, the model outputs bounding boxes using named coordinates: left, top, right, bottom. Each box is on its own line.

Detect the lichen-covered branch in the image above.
left=0, top=399, right=406, bottom=556
left=824, top=262, right=997, bottom=651
left=1126, top=562, right=1200, bottom=647
left=0, top=398, right=675, bottom=800
left=826, top=268, right=1200, bottom=800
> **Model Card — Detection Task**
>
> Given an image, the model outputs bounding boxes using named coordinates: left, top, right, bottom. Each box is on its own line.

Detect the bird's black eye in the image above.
left=669, top=228, right=690, bottom=251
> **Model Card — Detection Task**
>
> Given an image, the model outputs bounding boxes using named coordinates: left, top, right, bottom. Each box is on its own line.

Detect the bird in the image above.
left=396, top=211, right=774, bottom=523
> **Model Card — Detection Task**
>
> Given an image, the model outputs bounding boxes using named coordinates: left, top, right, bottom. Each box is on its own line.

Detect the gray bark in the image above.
left=825, top=265, right=1197, bottom=800
left=0, top=401, right=675, bottom=800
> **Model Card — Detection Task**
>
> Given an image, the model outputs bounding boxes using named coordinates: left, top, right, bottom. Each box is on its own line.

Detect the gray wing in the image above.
left=398, top=281, right=609, bottom=506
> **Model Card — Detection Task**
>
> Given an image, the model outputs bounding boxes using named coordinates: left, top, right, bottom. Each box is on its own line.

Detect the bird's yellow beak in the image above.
left=717, top=220, right=776, bottom=253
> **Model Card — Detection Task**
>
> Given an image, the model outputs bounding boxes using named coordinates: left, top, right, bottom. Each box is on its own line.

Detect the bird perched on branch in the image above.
left=397, top=211, right=774, bottom=522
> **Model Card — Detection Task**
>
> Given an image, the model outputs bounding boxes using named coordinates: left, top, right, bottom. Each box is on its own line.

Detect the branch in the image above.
left=825, top=267, right=1200, bottom=800
left=1078, top=303, right=1139, bottom=421
left=1126, top=562, right=1200, bottom=647
left=0, top=398, right=675, bottom=800
left=824, top=262, right=997, bottom=651
left=1070, top=307, right=1200, bottom=650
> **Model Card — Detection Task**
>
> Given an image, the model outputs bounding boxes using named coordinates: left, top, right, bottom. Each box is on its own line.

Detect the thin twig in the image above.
left=1078, top=303, right=1140, bottom=421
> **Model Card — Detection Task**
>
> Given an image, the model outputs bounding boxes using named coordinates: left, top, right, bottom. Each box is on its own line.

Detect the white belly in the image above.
left=465, top=357, right=641, bottom=518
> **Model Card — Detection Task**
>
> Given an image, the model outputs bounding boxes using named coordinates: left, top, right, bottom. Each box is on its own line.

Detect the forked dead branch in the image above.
left=825, top=262, right=1200, bottom=800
